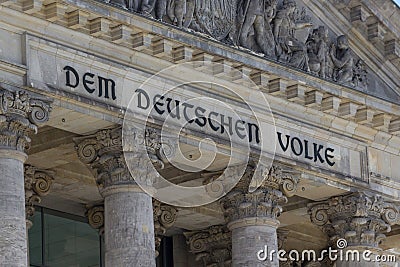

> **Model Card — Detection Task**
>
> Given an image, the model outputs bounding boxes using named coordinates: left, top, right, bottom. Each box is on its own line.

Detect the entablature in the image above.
left=1, top=0, right=400, bottom=199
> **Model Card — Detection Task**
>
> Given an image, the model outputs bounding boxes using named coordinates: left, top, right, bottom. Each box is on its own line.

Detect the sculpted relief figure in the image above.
left=273, top=0, right=313, bottom=71
left=329, top=35, right=354, bottom=83
left=167, top=0, right=195, bottom=28
left=352, top=59, right=368, bottom=88
left=102, top=0, right=368, bottom=89
left=237, top=0, right=278, bottom=58
left=306, top=26, right=329, bottom=78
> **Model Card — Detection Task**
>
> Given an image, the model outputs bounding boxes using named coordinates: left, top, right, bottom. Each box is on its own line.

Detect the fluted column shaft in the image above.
left=0, top=89, right=51, bottom=267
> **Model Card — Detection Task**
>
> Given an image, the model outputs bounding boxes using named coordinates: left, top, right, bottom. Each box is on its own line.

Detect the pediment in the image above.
left=297, top=0, right=400, bottom=102
left=98, top=0, right=400, bottom=103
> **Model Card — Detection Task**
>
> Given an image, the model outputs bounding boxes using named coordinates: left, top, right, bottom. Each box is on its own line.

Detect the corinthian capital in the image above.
left=153, top=199, right=178, bottom=256
left=308, top=192, right=400, bottom=249
left=74, top=127, right=128, bottom=190
left=220, top=165, right=299, bottom=225
left=0, top=88, right=51, bottom=153
left=184, top=225, right=232, bottom=266
left=74, top=126, right=169, bottom=191
left=25, top=165, right=54, bottom=228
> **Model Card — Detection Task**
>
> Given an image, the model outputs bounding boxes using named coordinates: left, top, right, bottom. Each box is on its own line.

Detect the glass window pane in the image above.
left=44, top=212, right=100, bottom=267
left=28, top=209, right=43, bottom=266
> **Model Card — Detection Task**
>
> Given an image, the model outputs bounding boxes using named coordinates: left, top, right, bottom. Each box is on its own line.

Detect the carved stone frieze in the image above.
left=153, top=199, right=178, bottom=256
left=308, top=192, right=400, bottom=249
left=91, top=0, right=370, bottom=89
left=220, top=165, right=299, bottom=224
left=74, top=126, right=168, bottom=191
left=74, top=127, right=131, bottom=190
left=25, top=165, right=54, bottom=228
left=86, top=205, right=105, bottom=235
left=0, top=88, right=51, bottom=153
left=185, top=225, right=232, bottom=266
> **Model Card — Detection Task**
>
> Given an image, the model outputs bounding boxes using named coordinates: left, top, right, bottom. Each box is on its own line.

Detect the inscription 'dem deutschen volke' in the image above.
left=63, top=65, right=336, bottom=166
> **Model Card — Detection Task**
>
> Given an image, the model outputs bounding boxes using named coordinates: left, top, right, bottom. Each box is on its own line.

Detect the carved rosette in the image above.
left=308, top=192, right=400, bottom=249
left=25, top=165, right=54, bottom=228
left=0, top=88, right=51, bottom=153
left=74, top=126, right=167, bottom=191
left=86, top=205, right=105, bottom=235
left=220, top=165, right=299, bottom=224
left=185, top=225, right=232, bottom=267
left=153, top=199, right=178, bottom=257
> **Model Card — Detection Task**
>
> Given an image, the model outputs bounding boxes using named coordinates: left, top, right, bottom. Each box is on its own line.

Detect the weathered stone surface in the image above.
left=221, top=165, right=298, bottom=224
left=233, top=225, right=278, bottom=267
left=86, top=204, right=105, bottom=235
left=309, top=192, right=400, bottom=249
left=75, top=127, right=164, bottom=266
left=185, top=225, right=232, bottom=266
left=24, top=165, right=54, bottom=228
left=0, top=157, right=27, bottom=267
left=153, top=199, right=178, bottom=256
left=0, top=88, right=51, bottom=267
left=104, top=188, right=156, bottom=267
left=0, top=88, right=51, bottom=153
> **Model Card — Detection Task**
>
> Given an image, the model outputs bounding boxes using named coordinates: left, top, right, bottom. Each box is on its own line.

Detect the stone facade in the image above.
left=0, top=88, right=51, bottom=266
left=0, top=0, right=399, bottom=266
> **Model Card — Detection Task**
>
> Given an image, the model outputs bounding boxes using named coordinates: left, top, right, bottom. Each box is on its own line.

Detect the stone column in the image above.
left=0, top=89, right=51, bottom=267
left=309, top=192, right=400, bottom=267
left=220, top=165, right=299, bottom=267
left=185, top=225, right=232, bottom=266
left=24, top=165, right=54, bottom=264
left=75, top=127, right=164, bottom=267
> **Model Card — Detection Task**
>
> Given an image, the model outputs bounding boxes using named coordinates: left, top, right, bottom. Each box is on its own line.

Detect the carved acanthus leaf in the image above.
left=74, top=126, right=169, bottom=190
left=185, top=225, right=232, bottom=266
left=221, top=165, right=298, bottom=223
left=0, top=88, right=51, bottom=152
left=153, top=199, right=178, bottom=256
left=94, top=0, right=370, bottom=89
left=308, top=192, right=400, bottom=248
left=86, top=205, right=105, bottom=235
